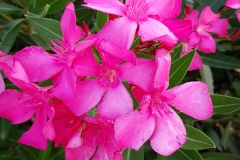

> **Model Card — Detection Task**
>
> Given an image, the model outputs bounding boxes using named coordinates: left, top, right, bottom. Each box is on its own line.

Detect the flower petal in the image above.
left=184, top=10, right=199, bottom=30
left=154, top=49, right=171, bottom=92
left=162, top=82, right=213, bottom=120
left=98, top=40, right=136, bottom=65
left=64, top=80, right=105, bottom=116
left=96, top=17, right=138, bottom=49
left=225, top=0, right=240, bottom=9
left=61, top=2, right=85, bottom=49
left=115, top=109, right=155, bottom=150
left=50, top=67, right=76, bottom=100
left=10, top=61, right=30, bottom=83
left=197, top=33, right=216, bottom=53
left=138, top=18, right=175, bottom=42
left=0, top=74, right=5, bottom=94
left=0, top=90, right=36, bottom=124
left=187, top=52, right=203, bottom=71
left=118, top=58, right=156, bottom=92
left=236, top=11, right=240, bottom=22
left=150, top=103, right=186, bottom=156
left=164, top=20, right=192, bottom=41
left=98, top=81, right=133, bottom=120
left=18, top=109, right=47, bottom=150
left=14, top=46, right=64, bottom=82
left=206, top=19, right=228, bottom=36
left=65, top=145, right=95, bottom=160
left=199, top=6, right=220, bottom=25
left=83, top=0, right=125, bottom=16
left=73, top=48, right=101, bottom=77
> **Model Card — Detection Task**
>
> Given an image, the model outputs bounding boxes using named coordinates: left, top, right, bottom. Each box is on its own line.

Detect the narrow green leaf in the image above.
left=221, top=121, right=232, bottom=149
left=182, top=125, right=215, bottom=150
left=0, top=19, right=23, bottom=53
left=0, top=118, right=11, bottom=140
left=26, top=16, right=62, bottom=44
left=76, top=7, right=96, bottom=25
left=123, top=148, right=144, bottom=160
left=39, top=142, right=53, bottom=160
left=169, top=50, right=195, bottom=88
left=211, top=94, right=240, bottom=114
left=200, top=53, right=240, bottom=69
left=96, top=11, right=108, bottom=29
left=31, top=32, right=51, bottom=50
left=171, top=45, right=183, bottom=62
left=200, top=64, right=214, bottom=94
left=205, top=128, right=223, bottom=151
left=201, top=152, right=240, bottom=160
left=0, top=3, right=23, bottom=14
left=35, top=0, right=74, bottom=15
left=19, top=144, right=39, bottom=160
left=197, top=0, right=225, bottom=12
left=232, top=82, right=240, bottom=97
left=157, top=149, right=203, bottom=160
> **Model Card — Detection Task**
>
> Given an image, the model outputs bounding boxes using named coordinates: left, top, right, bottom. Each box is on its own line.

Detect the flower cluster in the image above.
left=0, top=1, right=216, bottom=159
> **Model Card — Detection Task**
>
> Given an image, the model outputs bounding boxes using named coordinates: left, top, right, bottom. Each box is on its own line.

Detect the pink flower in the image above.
left=83, top=0, right=181, bottom=48
left=65, top=115, right=124, bottom=160
left=0, top=62, right=55, bottom=150
left=13, top=3, right=95, bottom=100
left=65, top=40, right=157, bottom=120
left=225, top=0, right=240, bottom=22
left=185, top=6, right=228, bottom=53
left=114, top=49, right=213, bottom=156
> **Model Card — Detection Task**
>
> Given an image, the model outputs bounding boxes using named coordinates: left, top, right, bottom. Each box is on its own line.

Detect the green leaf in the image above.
left=19, top=144, right=39, bottom=160
left=197, top=0, right=225, bottom=12
left=26, top=16, right=62, bottom=44
left=157, top=149, right=203, bottom=160
left=205, top=128, right=223, bottom=151
left=76, top=7, right=96, bottom=26
left=0, top=19, right=23, bottom=53
left=31, top=32, right=51, bottom=50
left=39, top=142, right=52, bottom=160
left=232, top=82, right=240, bottom=97
left=0, top=118, right=11, bottom=140
left=211, top=94, right=240, bottom=114
left=169, top=50, right=195, bottom=88
left=199, top=64, right=214, bottom=94
left=96, top=11, right=108, bottom=29
left=221, top=121, right=232, bottom=149
left=201, top=152, right=240, bottom=160
left=123, top=148, right=144, bottom=160
left=0, top=2, right=23, bottom=14
left=35, top=0, right=74, bottom=15
left=200, top=53, right=240, bottom=69
left=182, top=125, right=215, bottom=150
left=171, top=45, right=183, bottom=62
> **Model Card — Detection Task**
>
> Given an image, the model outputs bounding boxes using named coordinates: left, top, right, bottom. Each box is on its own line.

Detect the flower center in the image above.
left=99, top=67, right=119, bottom=87
left=124, top=0, right=148, bottom=21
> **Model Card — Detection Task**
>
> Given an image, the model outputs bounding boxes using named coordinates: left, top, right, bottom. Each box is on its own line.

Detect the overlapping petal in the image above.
left=96, top=17, right=138, bottom=49
left=115, top=108, right=155, bottom=150
left=98, top=81, right=133, bottom=120
left=225, top=0, right=240, bottom=9
left=14, top=46, right=65, bottom=82
left=118, top=58, right=156, bottom=92
left=199, top=6, right=220, bottom=25
left=64, top=80, right=105, bottom=116
left=206, top=19, right=228, bottom=36
left=197, top=33, right=216, bottom=53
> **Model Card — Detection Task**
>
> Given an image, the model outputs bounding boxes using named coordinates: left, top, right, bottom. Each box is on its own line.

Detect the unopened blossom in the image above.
left=185, top=6, right=228, bottom=53
left=83, top=0, right=181, bottom=49
left=65, top=115, right=124, bottom=160
left=0, top=61, right=55, bottom=150
left=225, top=0, right=240, bottom=22
left=65, top=40, right=156, bottom=120
left=14, top=3, right=95, bottom=100
left=115, top=49, right=213, bottom=156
